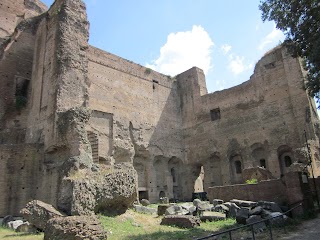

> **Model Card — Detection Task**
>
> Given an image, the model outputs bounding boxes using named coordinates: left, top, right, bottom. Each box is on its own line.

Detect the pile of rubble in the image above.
left=134, top=198, right=289, bottom=230
left=2, top=198, right=290, bottom=237
left=2, top=200, right=108, bottom=240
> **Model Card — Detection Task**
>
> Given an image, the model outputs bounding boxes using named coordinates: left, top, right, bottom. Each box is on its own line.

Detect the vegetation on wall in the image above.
left=245, top=178, right=258, bottom=184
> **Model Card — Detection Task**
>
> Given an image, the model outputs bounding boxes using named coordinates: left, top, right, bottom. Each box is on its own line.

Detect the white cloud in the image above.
left=146, top=25, right=214, bottom=76
left=221, top=44, right=232, bottom=55
left=258, top=24, right=284, bottom=51
left=228, top=54, right=253, bottom=75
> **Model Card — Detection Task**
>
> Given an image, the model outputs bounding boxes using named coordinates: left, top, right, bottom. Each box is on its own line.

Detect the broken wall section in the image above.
left=26, top=0, right=92, bottom=166
left=0, top=0, right=94, bottom=216
left=0, top=0, right=47, bottom=45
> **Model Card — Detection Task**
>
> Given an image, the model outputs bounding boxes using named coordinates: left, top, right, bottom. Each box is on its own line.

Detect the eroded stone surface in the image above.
left=44, top=215, right=107, bottom=240
left=161, top=215, right=201, bottom=228
left=20, top=200, right=65, bottom=231
left=58, top=163, right=137, bottom=216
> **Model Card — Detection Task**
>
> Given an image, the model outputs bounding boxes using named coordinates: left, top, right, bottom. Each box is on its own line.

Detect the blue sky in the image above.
left=41, top=0, right=284, bottom=93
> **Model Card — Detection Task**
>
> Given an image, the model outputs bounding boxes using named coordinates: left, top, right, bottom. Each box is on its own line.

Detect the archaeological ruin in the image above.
left=1, top=0, right=320, bottom=217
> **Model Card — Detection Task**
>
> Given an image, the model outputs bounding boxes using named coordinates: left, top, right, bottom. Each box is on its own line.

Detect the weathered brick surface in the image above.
left=0, top=0, right=319, bottom=217
left=207, top=179, right=287, bottom=204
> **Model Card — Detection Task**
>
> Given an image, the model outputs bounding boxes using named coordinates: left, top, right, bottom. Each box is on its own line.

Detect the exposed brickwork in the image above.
left=0, top=0, right=319, bottom=217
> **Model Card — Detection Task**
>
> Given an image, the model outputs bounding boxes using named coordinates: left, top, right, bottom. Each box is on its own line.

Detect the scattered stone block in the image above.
left=180, top=203, right=193, bottom=211
left=258, top=201, right=282, bottom=213
left=198, top=202, right=213, bottom=211
left=246, top=215, right=266, bottom=232
left=236, top=208, right=249, bottom=224
left=2, top=215, right=14, bottom=227
left=44, top=215, right=107, bottom=240
left=228, top=203, right=240, bottom=218
left=7, top=220, right=23, bottom=230
left=231, top=199, right=257, bottom=208
left=213, top=204, right=229, bottom=213
left=212, top=199, right=224, bottom=207
left=222, top=202, right=232, bottom=208
left=58, top=163, right=137, bottom=216
left=161, top=215, right=201, bottom=228
left=133, top=205, right=157, bottom=215
left=140, top=199, right=150, bottom=206
left=158, top=204, right=170, bottom=216
left=165, top=205, right=189, bottom=215
left=193, top=199, right=202, bottom=207
left=249, top=206, right=263, bottom=216
left=268, top=212, right=288, bottom=226
left=16, top=222, right=37, bottom=233
left=200, top=211, right=226, bottom=222
left=20, top=200, right=65, bottom=231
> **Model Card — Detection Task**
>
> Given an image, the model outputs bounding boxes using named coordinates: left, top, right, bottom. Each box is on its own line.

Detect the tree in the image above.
left=259, top=0, right=320, bottom=103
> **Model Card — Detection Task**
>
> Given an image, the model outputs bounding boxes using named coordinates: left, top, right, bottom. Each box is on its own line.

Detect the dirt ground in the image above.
left=279, top=214, right=320, bottom=240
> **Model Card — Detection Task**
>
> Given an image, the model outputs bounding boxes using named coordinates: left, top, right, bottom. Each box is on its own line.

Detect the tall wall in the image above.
left=177, top=47, right=320, bottom=192
left=0, top=0, right=93, bottom=216
left=87, top=47, right=184, bottom=201
left=1, top=0, right=319, bottom=215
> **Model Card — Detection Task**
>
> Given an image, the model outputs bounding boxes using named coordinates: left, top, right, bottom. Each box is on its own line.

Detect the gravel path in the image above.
left=280, top=214, right=320, bottom=240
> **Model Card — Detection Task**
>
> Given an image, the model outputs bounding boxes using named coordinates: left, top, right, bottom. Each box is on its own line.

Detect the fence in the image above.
left=196, top=203, right=302, bottom=240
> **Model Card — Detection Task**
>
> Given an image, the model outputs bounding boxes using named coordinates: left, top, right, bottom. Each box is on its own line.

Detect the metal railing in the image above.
left=196, top=203, right=303, bottom=240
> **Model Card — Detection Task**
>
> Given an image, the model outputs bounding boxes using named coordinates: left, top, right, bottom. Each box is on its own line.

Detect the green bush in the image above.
left=245, top=178, right=258, bottom=184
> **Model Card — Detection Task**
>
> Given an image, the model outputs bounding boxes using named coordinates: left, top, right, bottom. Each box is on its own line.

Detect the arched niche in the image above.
left=133, top=162, right=147, bottom=189
left=202, top=153, right=222, bottom=191
left=229, top=154, right=243, bottom=184
left=251, top=146, right=268, bottom=169
left=277, top=145, right=294, bottom=176
left=168, top=157, right=183, bottom=200
left=154, top=156, right=167, bottom=189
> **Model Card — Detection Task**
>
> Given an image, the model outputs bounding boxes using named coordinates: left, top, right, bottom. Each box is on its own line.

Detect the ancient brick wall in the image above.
left=0, top=0, right=93, bottom=216
left=0, top=0, right=47, bottom=45
left=0, top=144, right=60, bottom=216
left=87, top=47, right=184, bottom=201
left=177, top=47, right=320, bottom=193
left=1, top=0, right=319, bottom=213
left=207, top=179, right=287, bottom=204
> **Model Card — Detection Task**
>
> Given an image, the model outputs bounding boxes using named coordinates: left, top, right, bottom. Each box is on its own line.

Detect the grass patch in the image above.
left=99, top=209, right=238, bottom=240
left=0, top=227, right=43, bottom=240
left=0, top=207, right=313, bottom=240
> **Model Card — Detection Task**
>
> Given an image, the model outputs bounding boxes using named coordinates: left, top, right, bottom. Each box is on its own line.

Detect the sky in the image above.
left=41, top=0, right=285, bottom=93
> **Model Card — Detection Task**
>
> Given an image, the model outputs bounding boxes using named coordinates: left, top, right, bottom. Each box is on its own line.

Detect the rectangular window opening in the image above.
left=210, top=108, right=221, bottom=121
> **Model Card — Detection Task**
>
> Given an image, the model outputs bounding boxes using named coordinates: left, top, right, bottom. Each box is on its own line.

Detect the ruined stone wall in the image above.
left=0, top=0, right=94, bottom=216
left=207, top=179, right=287, bottom=204
left=177, top=47, right=320, bottom=192
left=0, top=144, right=60, bottom=216
left=87, top=47, right=184, bottom=201
left=1, top=0, right=319, bottom=213
left=0, top=0, right=47, bottom=45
